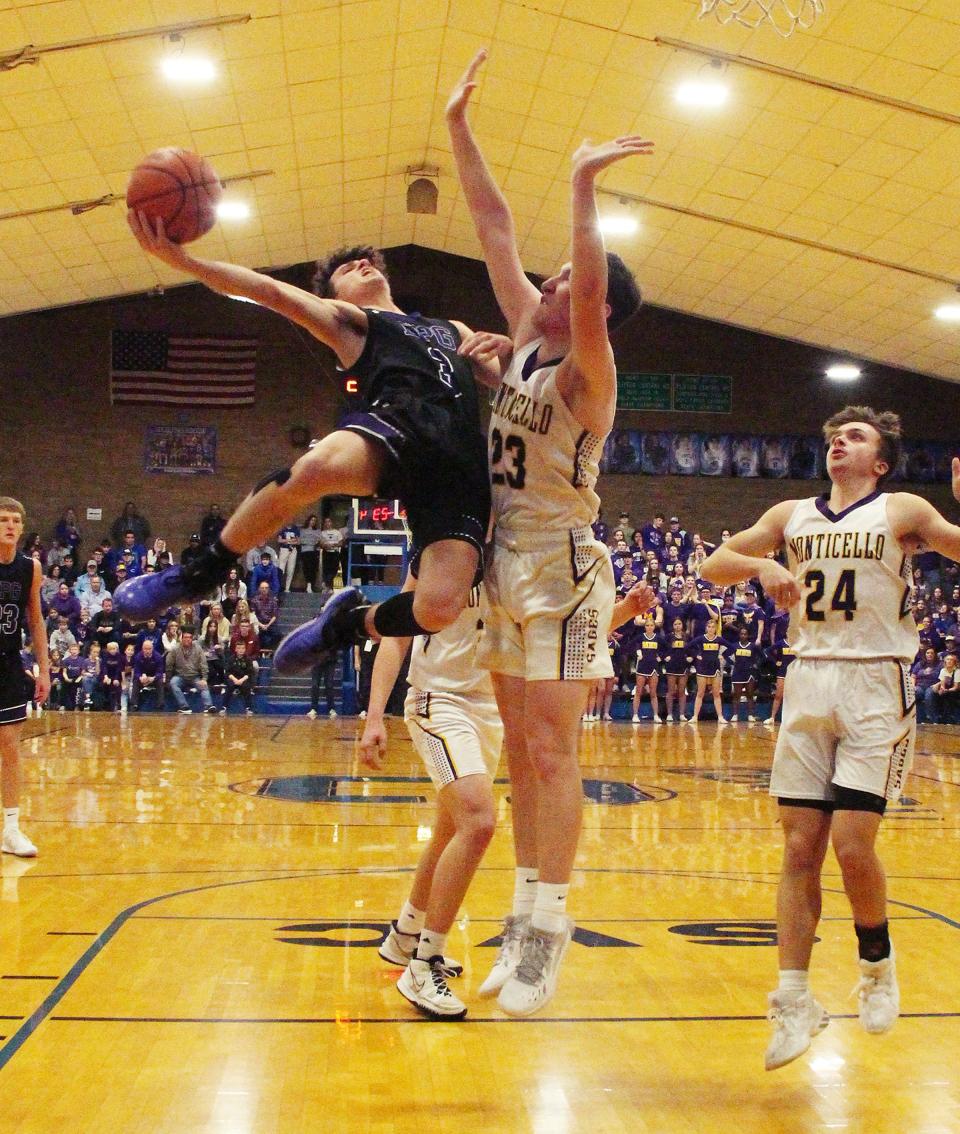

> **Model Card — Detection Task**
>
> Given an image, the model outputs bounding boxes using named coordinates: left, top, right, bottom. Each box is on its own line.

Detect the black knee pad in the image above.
left=252, top=467, right=293, bottom=495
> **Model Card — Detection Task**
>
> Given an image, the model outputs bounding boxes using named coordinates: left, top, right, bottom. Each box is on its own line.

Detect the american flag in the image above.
left=110, top=330, right=258, bottom=406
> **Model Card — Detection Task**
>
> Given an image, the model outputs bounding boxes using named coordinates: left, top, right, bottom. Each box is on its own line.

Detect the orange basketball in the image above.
left=126, top=148, right=222, bottom=244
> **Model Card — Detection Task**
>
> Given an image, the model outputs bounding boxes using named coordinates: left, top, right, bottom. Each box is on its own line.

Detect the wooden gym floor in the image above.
left=2, top=711, right=960, bottom=1133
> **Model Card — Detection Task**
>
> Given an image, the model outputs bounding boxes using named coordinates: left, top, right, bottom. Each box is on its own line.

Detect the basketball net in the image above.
left=698, top=0, right=824, bottom=37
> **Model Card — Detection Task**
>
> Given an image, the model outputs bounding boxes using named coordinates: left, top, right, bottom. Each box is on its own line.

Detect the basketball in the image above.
left=126, top=148, right=222, bottom=244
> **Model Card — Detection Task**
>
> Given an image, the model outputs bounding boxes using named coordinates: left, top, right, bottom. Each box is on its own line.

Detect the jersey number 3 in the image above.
left=805, top=568, right=857, bottom=622
left=491, top=429, right=527, bottom=489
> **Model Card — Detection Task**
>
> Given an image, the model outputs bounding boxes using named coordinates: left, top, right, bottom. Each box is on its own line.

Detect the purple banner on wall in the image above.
left=699, top=434, right=731, bottom=477
left=144, top=426, right=217, bottom=475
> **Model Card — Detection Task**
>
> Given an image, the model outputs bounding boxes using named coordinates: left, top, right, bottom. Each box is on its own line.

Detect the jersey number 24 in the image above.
left=804, top=568, right=857, bottom=622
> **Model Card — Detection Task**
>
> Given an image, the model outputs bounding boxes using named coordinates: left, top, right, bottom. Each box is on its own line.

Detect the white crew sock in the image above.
left=416, top=928, right=448, bottom=962
left=512, top=867, right=539, bottom=918
left=3, top=807, right=19, bottom=833
left=396, top=900, right=425, bottom=937
left=532, top=881, right=569, bottom=934
left=777, top=969, right=809, bottom=996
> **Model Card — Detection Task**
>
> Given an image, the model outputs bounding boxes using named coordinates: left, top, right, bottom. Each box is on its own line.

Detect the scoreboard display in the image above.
left=351, top=498, right=408, bottom=536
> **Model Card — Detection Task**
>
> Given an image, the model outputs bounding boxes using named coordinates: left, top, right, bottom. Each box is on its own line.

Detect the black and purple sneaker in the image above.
left=114, top=566, right=194, bottom=623
left=274, top=588, right=368, bottom=674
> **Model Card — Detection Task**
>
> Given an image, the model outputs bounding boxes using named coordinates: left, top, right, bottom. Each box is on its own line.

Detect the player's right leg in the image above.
left=496, top=678, right=589, bottom=1017
left=115, top=432, right=385, bottom=621
left=1, top=723, right=36, bottom=858
left=766, top=802, right=832, bottom=1069
left=480, top=673, right=537, bottom=998
left=397, top=775, right=495, bottom=1020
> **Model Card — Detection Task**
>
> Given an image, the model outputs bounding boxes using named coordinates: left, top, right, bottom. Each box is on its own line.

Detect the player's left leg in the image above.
left=273, top=538, right=480, bottom=674
left=497, top=678, right=589, bottom=1017
left=712, top=673, right=727, bottom=724
left=832, top=800, right=899, bottom=1034
left=0, top=723, right=36, bottom=857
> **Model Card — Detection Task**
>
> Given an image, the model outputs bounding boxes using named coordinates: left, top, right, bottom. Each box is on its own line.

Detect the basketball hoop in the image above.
left=698, top=0, right=824, bottom=37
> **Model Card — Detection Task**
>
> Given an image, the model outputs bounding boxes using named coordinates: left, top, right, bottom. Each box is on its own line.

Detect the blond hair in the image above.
left=0, top=496, right=26, bottom=521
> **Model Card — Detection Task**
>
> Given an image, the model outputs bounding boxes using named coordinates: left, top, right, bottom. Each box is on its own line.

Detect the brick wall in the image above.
left=1, top=244, right=957, bottom=553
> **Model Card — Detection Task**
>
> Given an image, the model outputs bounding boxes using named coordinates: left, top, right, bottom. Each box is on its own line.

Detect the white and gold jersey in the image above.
left=408, top=583, right=493, bottom=699
left=783, top=491, right=917, bottom=662
left=488, top=340, right=605, bottom=533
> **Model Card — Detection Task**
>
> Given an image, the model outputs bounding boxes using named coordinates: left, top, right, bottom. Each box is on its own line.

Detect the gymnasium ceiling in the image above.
left=1, top=0, right=960, bottom=381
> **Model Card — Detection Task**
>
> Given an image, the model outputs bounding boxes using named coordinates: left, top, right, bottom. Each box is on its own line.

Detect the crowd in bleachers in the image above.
left=20, top=501, right=346, bottom=717
left=15, top=500, right=960, bottom=724
left=591, top=508, right=960, bottom=725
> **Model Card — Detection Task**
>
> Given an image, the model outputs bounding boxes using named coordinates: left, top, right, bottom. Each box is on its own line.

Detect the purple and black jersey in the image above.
left=689, top=633, right=726, bottom=677
left=661, top=635, right=690, bottom=675
left=635, top=633, right=662, bottom=675
left=772, top=643, right=796, bottom=678
left=730, top=642, right=762, bottom=684
left=0, top=553, right=33, bottom=654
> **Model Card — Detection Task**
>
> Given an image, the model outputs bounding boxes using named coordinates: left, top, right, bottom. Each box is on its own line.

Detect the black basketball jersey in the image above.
left=342, top=309, right=480, bottom=421
left=0, top=553, right=33, bottom=654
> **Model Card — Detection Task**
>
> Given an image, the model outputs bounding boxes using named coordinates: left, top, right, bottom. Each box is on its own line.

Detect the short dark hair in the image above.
left=312, top=245, right=388, bottom=298
left=606, top=252, right=642, bottom=331
left=823, top=405, right=902, bottom=486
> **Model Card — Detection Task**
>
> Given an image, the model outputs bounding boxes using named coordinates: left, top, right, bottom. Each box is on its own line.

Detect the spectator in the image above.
left=924, top=654, right=959, bottom=724
left=200, top=603, right=231, bottom=648
left=136, top=617, right=164, bottom=653
left=218, top=566, right=247, bottom=603
left=221, top=640, right=256, bottom=715
left=110, top=501, right=150, bottom=547
left=308, top=652, right=339, bottom=718
left=74, top=559, right=102, bottom=600
left=231, top=598, right=259, bottom=634
left=737, top=586, right=766, bottom=644
left=317, top=516, right=344, bottom=590
left=200, top=621, right=226, bottom=690
left=45, top=538, right=70, bottom=572
left=130, top=639, right=164, bottom=711
left=100, top=641, right=124, bottom=712
left=591, top=509, right=609, bottom=546
left=229, top=617, right=260, bottom=673
left=117, top=616, right=140, bottom=655
left=50, top=581, right=82, bottom=629
left=299, top=514, right=322, bottom=593
left=250, top=552, right=281, bottom=596
left=640, top=512, right=665, bottom=555
left=616, top=511, right=635, bottom=542
left=160, top=619, right=181, bottom=654
left=91, top=597, right=120, bottom=650
left=49, top=615, right=77, bottom=656
left=80, top=643, right=101, bottom=709
left=41, top=562, right=63, bottom=606
left=146, top=537, right=168, bottom=570
left=165, top=628, right=215, bottom=714
left=220, top=583, right=240, bottom=623
left=668, top=516, right=692, bottom=560
left=61, top=643, right=85, bottom=710
left=59, top=551, right=79, bottom=586
left=74, top=609, right=93, bottom=655
left=200, top=504, right=226, bottom=547
left=83, top=575, right=110, bottom=617
left=121, top=644, right=136, bottom=711
left=244, top=542, right=278, bottom=575
left=21, top=646, right=39, bottom=716
left=55, top=507, right=83, bottom=559
left=180, top=533, right=203, bottom=569
left=107, top=530, right=146, bottom=576
left=251, top=581, right=279, bottom=648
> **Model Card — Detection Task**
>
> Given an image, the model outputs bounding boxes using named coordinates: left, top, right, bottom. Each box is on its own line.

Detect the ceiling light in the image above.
left=934, top=304, right=960, bottom=322
left=216, top=200, right=251, bottom=220
left=599, top=215, right=638, bottom=236
left=825, top=363, right=861, bottom=380
left=825, top=364, right=861, bottom=380
left=675, top=78, right=729, bottom=108
left=161, top=54, right=217, bottom=83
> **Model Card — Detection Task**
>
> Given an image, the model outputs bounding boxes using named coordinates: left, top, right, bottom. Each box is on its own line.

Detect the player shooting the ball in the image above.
left=117, top=211, right=513, bottom=666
